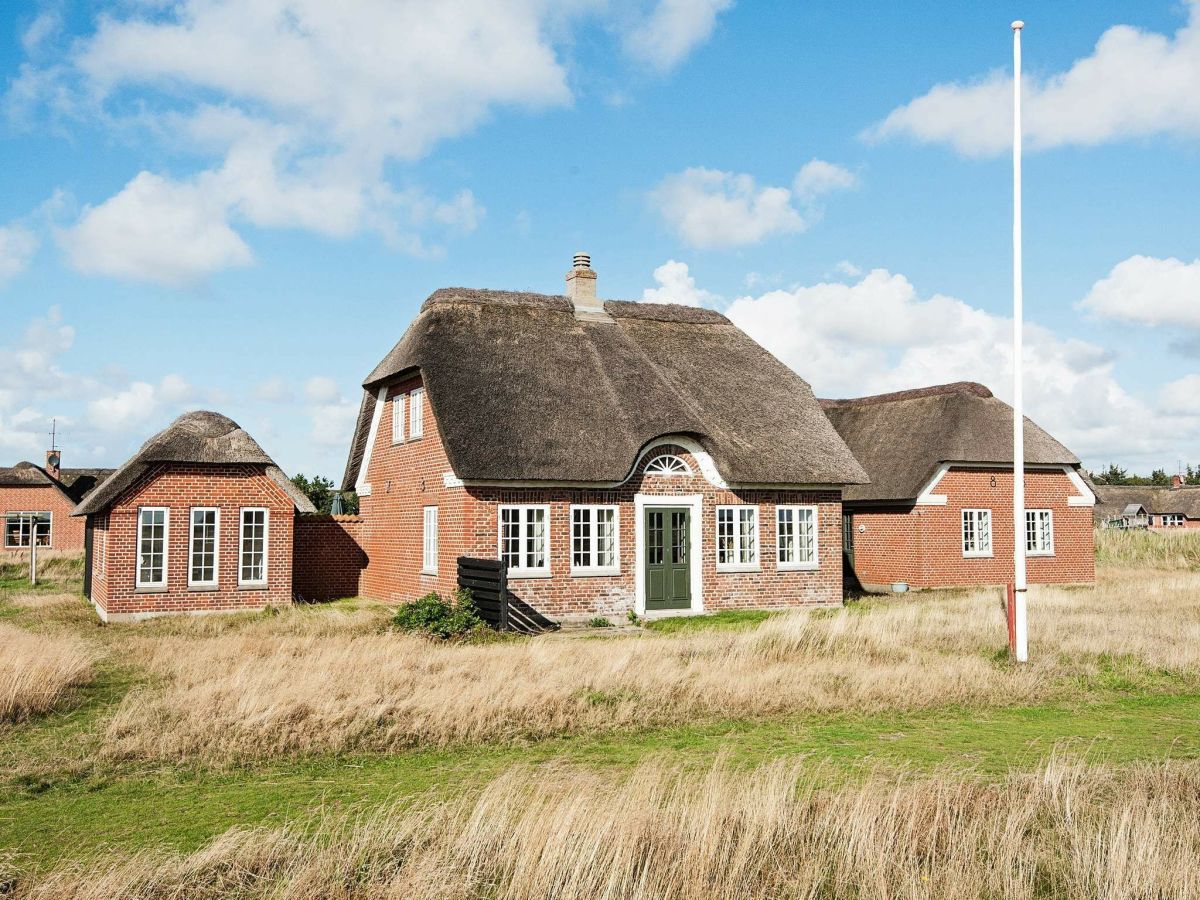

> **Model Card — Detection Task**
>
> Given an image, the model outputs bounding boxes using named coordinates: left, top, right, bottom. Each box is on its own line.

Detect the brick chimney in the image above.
left=44, top=449, right=61, bottom=481
left=1172, top=474, right=1184, bottom=490
left=565, top=252, right=611, bottom=323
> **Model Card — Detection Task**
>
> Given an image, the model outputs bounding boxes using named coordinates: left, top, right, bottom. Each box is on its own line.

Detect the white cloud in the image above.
left=87, top=375, right=196, bottom=431
left=725, top=267, right=1186, bottom=466
left=623, top=0, right=733, bottom=71
left=0, top=224, right=39, bottom=287
left=59, top=171, right=252, bottom=286
left=833, top=260, right=862, bottom=278
left=650, top=160, right=857, bottom=249
left=1161, top=374, right=1200, bottom=415
left=793, top=159, right=858, bottom=201
left=868, top=3, right=1200, bottom=156
left=1079, top=255, right=1200, bottom=330
left=304, top=376, right=342, bottom=405
left=642, top=259, right=720, bottom=306
left=254, top=377, right=294, bottom=404
left=302, top=377, right=356, bottom=447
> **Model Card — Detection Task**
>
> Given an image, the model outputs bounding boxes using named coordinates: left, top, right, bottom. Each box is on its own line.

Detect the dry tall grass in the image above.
left=101, top=566, right=1200, bottom=762
left=1094, top=526, right=1200, bottom=569
left=0, top=623, right=95, bottom=722
left=19, top=756, right=1200, bottom=899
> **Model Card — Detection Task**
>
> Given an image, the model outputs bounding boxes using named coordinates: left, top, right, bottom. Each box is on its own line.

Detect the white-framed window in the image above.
left=188, top=507, right=220, bottom=588
left=644, top=454, right=691, bottom=477
left=1161, top=514, right=1186, bottom=528
left=3, top=511, right=51, bottom=548
left=962, top=509, right=992, bottom=558
left=239, top=508, right=269, bottom=587
left=1025, top=509, right=1054, bottom=556
left=136, top=507, right=169, bottom=589
left=776, top=505, right=818, bottom=569
left=717, top=505, right=759, bottom=570
left=391, top=394, right=405, bottom=444
left=422, top=506, right=438, bottom=574
left=570, top=505, right=620, bottom=575
left=409, top=387, right=425, bottom=439
left=499, top=505, right=549, bottom=576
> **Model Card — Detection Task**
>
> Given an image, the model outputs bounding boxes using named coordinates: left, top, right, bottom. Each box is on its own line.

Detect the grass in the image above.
left=5, top=537, right=1200, bottom=893
left=1094, top=525, right=1200, bottom=569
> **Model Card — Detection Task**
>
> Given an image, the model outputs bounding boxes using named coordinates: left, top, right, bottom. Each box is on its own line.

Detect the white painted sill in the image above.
left=570, top=567, right=622, bottom=578
left=963, top=551, right=994, bottom=559
left=508, top=569, right=552, bottom=580
left=1026, top=551, right=1055, bottom=558
left=187, top=583, right=219, bottom=592
left=420, top=568, right=438, bottom=576
left=716, top=564, right=761, bottom=574
left=776, top=562, right=819, bottom=572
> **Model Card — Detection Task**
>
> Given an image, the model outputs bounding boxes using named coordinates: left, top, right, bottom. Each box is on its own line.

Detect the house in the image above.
left=1094, top=479, right=1200, bottom=529
left=341, top=255, right=868, bottom=621
left=1, top=452, right=112, bottom=555
left=73, top=411, right=315, bottom=622
left=821, top=382, right=1095, bottom=591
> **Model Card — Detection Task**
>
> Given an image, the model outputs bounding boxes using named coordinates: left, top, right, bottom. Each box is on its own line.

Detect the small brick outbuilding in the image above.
left=1, top=456, right=112, bottom=555
left=73, top=411, right=315, bottom=622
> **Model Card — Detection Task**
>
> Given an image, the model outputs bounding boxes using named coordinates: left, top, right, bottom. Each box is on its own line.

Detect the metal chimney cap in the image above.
left=573, top=252, right=591, bottom=269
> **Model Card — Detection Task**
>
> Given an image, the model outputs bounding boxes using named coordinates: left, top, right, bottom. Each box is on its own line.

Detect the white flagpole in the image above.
left=1011, top=20, right=1028, bottom=663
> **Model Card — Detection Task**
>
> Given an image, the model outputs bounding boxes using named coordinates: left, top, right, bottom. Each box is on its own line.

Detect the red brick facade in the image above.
left=87, top=464, right=297, bottom=621
left=357, top=380, right=845, bottom=620
left=1, top=485, right=85, bottom=555
left=293, top=515, right=367, bottom=601
left=846, top=466, right=1095, bottom=591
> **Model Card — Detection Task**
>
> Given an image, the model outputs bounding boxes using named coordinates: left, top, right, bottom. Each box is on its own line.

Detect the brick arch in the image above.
left=624, top=435, right=729, bottom=490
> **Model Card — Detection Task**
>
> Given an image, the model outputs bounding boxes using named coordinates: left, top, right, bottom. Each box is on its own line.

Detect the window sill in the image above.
left=134, top=586, right=168, bottom=594
left=777, top=563, right=819, bottom=572
left=238, top=583, right=269, bottom=591
left=187, top=584, right=220, bottom=592
left=508, top=569, right=552, bottom=580
left=1026, top=551, right=1055, bottom=558
left=420, top=568, right=438, bottom=576
left=717, top=564, right=761, bottom=574
left=963, top=553, right=994, bottom=559
left=570, top=567, right=622, bottom=578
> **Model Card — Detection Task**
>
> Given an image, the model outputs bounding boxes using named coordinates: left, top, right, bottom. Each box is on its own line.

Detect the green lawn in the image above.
left=4, top=561, right=1200, bottom=876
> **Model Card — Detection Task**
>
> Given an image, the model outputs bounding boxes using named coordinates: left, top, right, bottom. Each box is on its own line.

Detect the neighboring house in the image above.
left=1, top=452, right=112, bottom=555
left=73, top=411, right=315, bottom=622
left=342, top=255, right=867, bottom=621
left=1094, top=479, right=1200, bottom=529
left=822, top=382, right=1096, bottom=591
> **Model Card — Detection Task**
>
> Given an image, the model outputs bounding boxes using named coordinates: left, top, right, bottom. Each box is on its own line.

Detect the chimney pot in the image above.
left=1172, top=474, right=1184, bottom=490
left=45, top=449, right=61, bottom=481
left=566, top=251, right=610, bottom=322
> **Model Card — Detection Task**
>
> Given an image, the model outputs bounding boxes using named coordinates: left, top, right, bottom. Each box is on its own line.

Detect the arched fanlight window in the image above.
left=644, top=454, right=691, bottom=477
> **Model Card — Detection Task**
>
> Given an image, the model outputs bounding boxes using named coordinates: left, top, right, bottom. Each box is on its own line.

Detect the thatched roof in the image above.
left=1094, top=485, right=1200, bottom=521
left=74, top=411, right=315, bottom=516
left=343, top=288, right=867, bottom=489
left=0, top=462, right=114, bottom=503
left=821, top=382, right=1080, bottom=504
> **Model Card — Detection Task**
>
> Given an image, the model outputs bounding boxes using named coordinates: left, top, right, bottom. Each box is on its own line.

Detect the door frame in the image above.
left=634, top=493, right=703, bottom=617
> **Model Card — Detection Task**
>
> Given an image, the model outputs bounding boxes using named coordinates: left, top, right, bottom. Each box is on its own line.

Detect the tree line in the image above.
left=1088, top=464, right=1198, bottom=486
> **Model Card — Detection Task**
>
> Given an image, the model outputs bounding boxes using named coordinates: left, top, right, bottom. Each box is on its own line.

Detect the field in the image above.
left=2, top=529, right=1199, bottom=897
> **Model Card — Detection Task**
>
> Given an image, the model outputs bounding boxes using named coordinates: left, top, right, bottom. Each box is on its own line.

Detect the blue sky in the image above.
left=1, top=0, right=1198, bottom=480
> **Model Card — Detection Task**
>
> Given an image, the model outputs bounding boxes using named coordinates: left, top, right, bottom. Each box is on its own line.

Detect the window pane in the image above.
left=796, top=508, right=815, bottom=564
left=671, top=510, right=687, bottom=564
left=392, top=395, right=404, bottom=443
left=423, top=507, right=438, bottom=570
left=596, top=508, right=616, bottom=567
left=717, top=508, right=734, bottom=564
left=978, top=512, right=991, bottom=552
left=738, top=508, right=757, bottom=564
left=139, top=509, right=166, bottom=585
left=572, top=508, right=590, bottom=567
left=777, top=508, right=794, bottom=564
left=527, top=508, right=546, bottom=568
left=648, top=511, right=664, bottom=566
left=501, top=508, right=520, bottom=567
left=240, top=509, right=267, bottom=583
left=190, top=509, right=217, bottom=584
left=410, top=388, right=424, bottom=438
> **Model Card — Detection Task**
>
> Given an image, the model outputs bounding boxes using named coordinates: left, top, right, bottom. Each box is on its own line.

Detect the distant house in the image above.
left=1, top=452, right=112, bottom=555
left=342, top=255, right=867, bottom=622
left=822, top=382, right=1096, bottom=591
left=73, top=411, right=315, bottom=622
left=1094, top=478, right=1200, bottom=529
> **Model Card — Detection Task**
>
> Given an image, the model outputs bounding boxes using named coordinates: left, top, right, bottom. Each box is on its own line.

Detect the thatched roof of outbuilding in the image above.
left=74, top=411, right=315, bottom=515
left=1093, top=485, right=1200, bottom=521
left=821, top=382, right=1080, bottom=504
left=343, top=288, right=867, bottom=489
left=0, top=461, right=114, bottom=503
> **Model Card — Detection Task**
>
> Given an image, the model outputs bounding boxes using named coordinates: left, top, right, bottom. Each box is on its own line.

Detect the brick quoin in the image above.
left=358, top=380, right=845, bottom=620
left=88, top=463, right=297, bottom=622
left=847, top=466, right=1095, bottom=591
left=0, top=485, right=85, bottom=555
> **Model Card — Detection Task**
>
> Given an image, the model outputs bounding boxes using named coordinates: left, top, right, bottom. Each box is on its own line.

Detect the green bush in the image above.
left=392, top=589, right=484, bottom=640
left=587, top=616, right=613, bottom=628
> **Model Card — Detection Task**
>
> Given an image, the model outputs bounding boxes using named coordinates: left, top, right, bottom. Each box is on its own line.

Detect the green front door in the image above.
left=645, top=507, right=691, bottom=610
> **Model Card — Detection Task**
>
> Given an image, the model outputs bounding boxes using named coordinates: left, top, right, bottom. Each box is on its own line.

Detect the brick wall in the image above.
left=293, top=514, right=367, bottom=600
left=0, top=485, right=84, bottom=554
left=91, top=463, right=297, bottom=621
left=358, top=389, right=845, bottom=620
left=848, top=466, right=1095, bottom=590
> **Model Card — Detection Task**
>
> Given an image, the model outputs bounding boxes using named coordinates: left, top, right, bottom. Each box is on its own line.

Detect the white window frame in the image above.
left=962, top=508, right=993, bottom=558
left=188, top=507, right=220, bottom=588
left=409, top=387, right=425, bottom=439
left=716, top=505, right=760, bottom=572
left=422, top=505, right=438, bottom=574
left=1161, top=514, right=1185, bottom=528
left=776, top=505, right=818, bottom=571
left=3, top=511, right=52, bottom=549
left=570, top=504, right=621, bottom=576
left=238, top=507, right=270, bottom=588
left=644, top=454, right=691, bottom=477
left=391, top=394, right=405, bottom=444
left=498, top=504, right=551, bottom=578
left=1025, top=508, right=1055, bottom=556
left=135, top=506, right=169, bottom=590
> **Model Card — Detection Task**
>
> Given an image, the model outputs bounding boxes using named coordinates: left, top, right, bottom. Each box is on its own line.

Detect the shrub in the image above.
left=587, top=616, right=613, bottom=628
left=392, top=589, right=483, bottom=640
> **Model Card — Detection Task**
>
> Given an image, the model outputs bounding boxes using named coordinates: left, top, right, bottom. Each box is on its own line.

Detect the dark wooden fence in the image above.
left=456, top=557, right=558, bottom=634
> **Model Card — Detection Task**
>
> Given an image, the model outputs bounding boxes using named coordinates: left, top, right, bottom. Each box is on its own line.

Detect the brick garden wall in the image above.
left=91, top=463, right=297, bottom=621
left=0, top=485, right=84, bottom=554
left=848, top=466, right=1095, bottom=590
left=293, top=514, right=367, bottom=601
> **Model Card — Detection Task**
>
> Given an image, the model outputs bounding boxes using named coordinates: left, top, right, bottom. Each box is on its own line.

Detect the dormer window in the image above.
left=645, top=454, right=691, bottom=477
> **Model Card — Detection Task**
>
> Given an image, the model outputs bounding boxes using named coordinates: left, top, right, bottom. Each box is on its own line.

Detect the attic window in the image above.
left=645, top=455, right=691, bottom=477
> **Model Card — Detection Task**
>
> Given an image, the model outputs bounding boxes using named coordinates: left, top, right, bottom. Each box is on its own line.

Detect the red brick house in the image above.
left=1, top=454, right=112, bottom=556
left=822, top=383, right=1095, bottom=591
left=73, top=411, right=315, bottom=622
left=1094, top=479, right=1200, bottom=529
left=342, top=256, right=867, bottom=622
